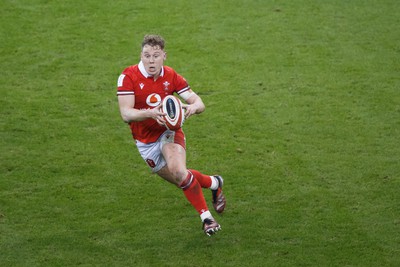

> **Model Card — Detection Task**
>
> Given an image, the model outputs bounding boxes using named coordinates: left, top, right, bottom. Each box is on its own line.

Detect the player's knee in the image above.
left=164, top=164, right=186, bottom=185
left=170, top=168, right=187, bottom=185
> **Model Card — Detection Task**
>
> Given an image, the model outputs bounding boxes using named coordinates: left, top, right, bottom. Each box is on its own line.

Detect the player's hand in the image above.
left=182, top=104, right=196, bottom=119
left=149, top=105, right=166, bottom=125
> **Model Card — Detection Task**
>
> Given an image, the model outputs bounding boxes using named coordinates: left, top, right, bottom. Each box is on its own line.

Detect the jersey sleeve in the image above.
left=117, top=73, right=135, bottom=96
left=174, top=72, right=191, bottom=95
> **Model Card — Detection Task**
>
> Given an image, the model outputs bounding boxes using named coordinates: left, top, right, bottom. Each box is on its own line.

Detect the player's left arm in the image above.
left=180, top=89, right=205, bottom=118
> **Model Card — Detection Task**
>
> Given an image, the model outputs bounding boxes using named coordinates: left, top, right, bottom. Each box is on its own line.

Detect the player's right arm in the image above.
left=118, top=95, right=165, bottom=124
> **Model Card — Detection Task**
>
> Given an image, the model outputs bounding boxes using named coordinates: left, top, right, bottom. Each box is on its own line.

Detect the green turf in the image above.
left=1, top=0, right=399, bottom=266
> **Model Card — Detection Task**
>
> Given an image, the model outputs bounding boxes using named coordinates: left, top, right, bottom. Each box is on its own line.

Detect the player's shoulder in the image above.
left=117, top=65, right=140, bottom=89
left=163, top=65, right=178, bottom=75
left=122, top=64, right=140, bottom=75
left=164, top=66, right=186, bottom=83
left=120, top=65, right=142, bottom=84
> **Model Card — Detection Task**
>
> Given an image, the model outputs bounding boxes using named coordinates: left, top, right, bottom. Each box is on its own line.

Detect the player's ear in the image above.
left=164, top=52, right=167, bottom=60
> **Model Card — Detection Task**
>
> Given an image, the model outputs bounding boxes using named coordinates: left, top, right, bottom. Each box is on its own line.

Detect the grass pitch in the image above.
left=1, top=0, right=399, bottom=266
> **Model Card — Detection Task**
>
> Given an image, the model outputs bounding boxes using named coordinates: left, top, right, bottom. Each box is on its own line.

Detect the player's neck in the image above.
left=152, top=72, right=161, bottom=81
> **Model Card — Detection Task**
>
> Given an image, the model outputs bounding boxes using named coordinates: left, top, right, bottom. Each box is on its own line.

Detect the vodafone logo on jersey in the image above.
left=146, top=93, right=162, bottom=107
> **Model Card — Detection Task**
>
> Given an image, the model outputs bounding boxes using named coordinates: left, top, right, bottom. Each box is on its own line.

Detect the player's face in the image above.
left=141, top=45, right=166, bottom=78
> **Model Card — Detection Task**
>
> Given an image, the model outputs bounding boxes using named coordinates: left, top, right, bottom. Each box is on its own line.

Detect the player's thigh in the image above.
left=162, top=143, right=187, bottom=178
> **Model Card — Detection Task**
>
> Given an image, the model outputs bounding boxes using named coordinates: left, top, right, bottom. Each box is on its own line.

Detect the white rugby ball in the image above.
left=161, top=95, right=185, bottom=131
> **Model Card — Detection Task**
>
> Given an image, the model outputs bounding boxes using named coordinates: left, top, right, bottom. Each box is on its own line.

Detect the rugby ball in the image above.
left=161, top=95, right=185, bottom=131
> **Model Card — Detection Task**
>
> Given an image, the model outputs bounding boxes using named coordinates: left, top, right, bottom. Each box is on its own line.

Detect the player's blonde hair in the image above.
left=141, top=34, right=165, bottom=50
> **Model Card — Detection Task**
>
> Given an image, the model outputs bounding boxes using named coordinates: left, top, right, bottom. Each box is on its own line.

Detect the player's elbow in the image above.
left=121, top=115, right=131, bottom=123
left=120, top=114, right=130, bottom=123
left=196, top=101, right=206, bottom=114
left=198, top=106, right=205, bottom=114
left=119, top=108, right=132, bottom=123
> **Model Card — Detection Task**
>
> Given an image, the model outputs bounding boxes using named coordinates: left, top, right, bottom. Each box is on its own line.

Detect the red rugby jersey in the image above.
left=117, top=61, right=190, bottom=143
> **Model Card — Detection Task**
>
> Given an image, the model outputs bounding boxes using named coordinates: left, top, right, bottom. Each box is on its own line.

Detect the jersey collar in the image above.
left=138, top=61, right=164, bottom=78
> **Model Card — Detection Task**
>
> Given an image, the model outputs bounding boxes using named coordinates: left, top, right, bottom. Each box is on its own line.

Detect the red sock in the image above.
left=180, top=171, right=209, bottom=215
left=189, top=169, right=212, bottom=188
